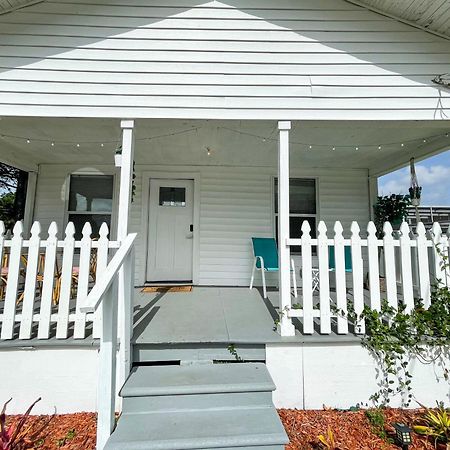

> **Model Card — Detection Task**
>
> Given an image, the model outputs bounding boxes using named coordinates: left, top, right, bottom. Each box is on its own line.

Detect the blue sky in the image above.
left=378, top=149, right=450, bottom=206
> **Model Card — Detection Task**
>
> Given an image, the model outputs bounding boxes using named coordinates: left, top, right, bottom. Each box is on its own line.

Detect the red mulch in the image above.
left=5, top=413, right=96, bottom=450
left=4, top=409, right=442, bottom=450
left=279, top=409, right=438, bottom=450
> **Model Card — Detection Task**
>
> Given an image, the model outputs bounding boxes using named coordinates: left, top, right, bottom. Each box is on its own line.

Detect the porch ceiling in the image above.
left=0, top=117, right=448, bottom=176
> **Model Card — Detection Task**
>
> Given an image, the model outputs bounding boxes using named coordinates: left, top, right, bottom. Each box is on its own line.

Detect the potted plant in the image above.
left=373, top=194, right=411, bottom=237
left=409, top=185, right=422, bottom=206
left=370, top=194, right=411, bottom=291
left=114, top=145, right=122, bottom=167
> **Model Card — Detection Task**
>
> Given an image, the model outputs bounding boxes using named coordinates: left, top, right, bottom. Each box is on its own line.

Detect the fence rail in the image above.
left=286, top=220, right=450, bottom=335
left=0, top=220, right=119, bottom=340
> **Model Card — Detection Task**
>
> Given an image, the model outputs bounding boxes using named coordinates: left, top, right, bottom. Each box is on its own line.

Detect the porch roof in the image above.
left=1, top=117, right=448, bottom=176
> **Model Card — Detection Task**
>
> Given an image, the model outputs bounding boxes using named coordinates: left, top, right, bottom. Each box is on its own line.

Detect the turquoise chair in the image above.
left=249, top=237, right=298, bottom=299
left=328, top=246, right=353, bottom=272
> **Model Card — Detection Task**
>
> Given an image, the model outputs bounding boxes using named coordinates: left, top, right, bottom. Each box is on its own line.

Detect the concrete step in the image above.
left=121, top=363, right=275, bottom=398
left=105, top=407, right=287, bottom=450
left=105, top=363, right=288, bottom=450
left=123, top=390, right=274, bottom=414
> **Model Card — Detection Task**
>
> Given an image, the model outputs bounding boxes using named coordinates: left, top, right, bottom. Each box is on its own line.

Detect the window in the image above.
left=67, top=174, right=114, bottom=239
left=159, top=187, right=186, bottom=207
left=274, top=178, right=317, bottom=254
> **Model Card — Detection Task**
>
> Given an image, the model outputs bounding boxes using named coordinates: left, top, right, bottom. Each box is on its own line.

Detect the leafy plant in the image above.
left=334, top=254, right=450, bottom=406
left=373, top=194, right=411, bottom=237
left=317, top=427, right=337, bottom=449
left=227, top=344, right=243, bottom=362
left=0, top=398, right=53, bottom=450
left=414, top=402, right=450, bottom=448
left=409, top=186, right=422, bottom=201
left=56, top=429, right=76, bottom=447
left=365, top=409, right=392, bottom=442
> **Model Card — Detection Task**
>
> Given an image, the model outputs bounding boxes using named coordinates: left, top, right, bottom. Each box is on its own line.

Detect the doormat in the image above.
left=141, top=285, right=193, bottom=293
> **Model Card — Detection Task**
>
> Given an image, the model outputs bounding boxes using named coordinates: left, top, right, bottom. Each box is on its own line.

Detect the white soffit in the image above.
left=0, top=0, right=43, bottom=15
left=350, top=0, right=450, bottom=39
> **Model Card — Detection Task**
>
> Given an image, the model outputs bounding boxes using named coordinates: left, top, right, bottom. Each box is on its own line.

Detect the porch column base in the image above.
left=277, top=316, right=296, bottom=337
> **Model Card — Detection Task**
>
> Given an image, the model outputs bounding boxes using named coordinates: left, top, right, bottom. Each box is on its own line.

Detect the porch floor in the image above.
left=132, top=286, right=359, bottom=345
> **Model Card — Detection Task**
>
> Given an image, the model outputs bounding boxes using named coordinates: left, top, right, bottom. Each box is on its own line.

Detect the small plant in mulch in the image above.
left=414, top=402, right=450, bottom=449
left=365, top=408, right=393, bottom=443
left=0, top=398, right=53, bottom=450
left=317, top=426, right=337, bottom=449
left=55, top=429, right=76, bottom=448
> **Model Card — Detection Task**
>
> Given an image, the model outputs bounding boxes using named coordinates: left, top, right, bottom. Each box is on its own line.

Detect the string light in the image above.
left=0, top=127, right=200, bottom=148
left=206, top=147, right=212, bottom=156
left=0, top=126, right=448, bottom=153
left=218, top=126, right=450, bottom=151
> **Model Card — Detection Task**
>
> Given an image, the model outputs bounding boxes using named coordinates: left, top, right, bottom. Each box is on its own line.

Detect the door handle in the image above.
left=189, top=224, right=194, bottom=232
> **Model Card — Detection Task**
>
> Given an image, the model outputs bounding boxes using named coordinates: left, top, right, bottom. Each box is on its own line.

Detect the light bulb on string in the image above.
left=26, top=139, right=30, bottom=144
left=51, top=142, right=55, bottom=147
left=332, top=146, right=336, bottom=151
left=378, top=145, right=382, bottom=150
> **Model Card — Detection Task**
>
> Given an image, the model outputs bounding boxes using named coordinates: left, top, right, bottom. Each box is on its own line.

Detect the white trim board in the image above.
left=139, top=171, right=201, bottom=286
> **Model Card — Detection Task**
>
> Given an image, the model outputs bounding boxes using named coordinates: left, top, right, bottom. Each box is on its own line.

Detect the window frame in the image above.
left=272, top=176, right=320, bottom=254
left=64, top=170, right=118, bottom=239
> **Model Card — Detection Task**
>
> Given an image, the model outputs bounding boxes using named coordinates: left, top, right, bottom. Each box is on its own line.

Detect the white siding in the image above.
left=33, top=163, right=370, bottom=286
left=0, top=0, right=449, bottom=119
left=195, top=166, right=369, bottom=285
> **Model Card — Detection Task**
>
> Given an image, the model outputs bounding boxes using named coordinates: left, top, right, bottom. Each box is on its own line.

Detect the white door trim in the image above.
left=140, top=171, right=201, bottom=286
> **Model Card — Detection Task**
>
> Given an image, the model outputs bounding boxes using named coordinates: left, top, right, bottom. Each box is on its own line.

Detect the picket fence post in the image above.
left=416, top=222, right=431, bottom=308
left=317, top=221, right=331, bottom=334
left=301, top=220, right=314, bottom=334
left=56, top=222, right=76, bottom=339
left=350, top=222, right=365, bottom=334
left=19, top=222, right=41, bottom=339
left=1, top=221, right=23, bottom=339
left=333, top=222, right=348, bottom=334
left=367, top=222, right=381, bottom=311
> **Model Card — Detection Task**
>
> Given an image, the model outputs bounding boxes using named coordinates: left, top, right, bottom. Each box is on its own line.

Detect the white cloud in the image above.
left=379, top=164, right=450, bottom=205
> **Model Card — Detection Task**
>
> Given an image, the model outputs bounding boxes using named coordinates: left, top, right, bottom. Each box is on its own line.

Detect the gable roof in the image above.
left=348, top=0, right=450, bottom=39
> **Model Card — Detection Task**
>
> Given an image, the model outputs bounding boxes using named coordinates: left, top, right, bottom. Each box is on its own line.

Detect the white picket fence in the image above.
left=287, top=221, right=450, bottom=335
left=0, top=220, right=120, bottom=340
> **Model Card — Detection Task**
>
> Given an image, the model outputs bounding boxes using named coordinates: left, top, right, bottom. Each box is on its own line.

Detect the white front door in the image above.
left=147, top=179, right=194, bottom=282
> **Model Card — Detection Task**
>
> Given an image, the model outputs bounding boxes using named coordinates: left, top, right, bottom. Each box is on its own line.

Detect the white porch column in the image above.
left=116, top=120, right=135, bottom=393
left=277, top=121, right=295, bottom=337
left=117, top=120, right=135, bottom=240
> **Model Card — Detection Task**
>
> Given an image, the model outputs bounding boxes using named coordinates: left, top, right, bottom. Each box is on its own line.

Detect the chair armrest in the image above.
left=255, top=256, right=265, bottom=271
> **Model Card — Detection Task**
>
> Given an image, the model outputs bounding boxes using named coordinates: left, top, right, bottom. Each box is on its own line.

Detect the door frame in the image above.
left=140, top=171, right=201, bottom=285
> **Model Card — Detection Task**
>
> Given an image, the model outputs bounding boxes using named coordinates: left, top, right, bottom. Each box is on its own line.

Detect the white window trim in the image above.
left=63, top=171, right=118, bottom=238
left=271, top=175, right=320, bottom=253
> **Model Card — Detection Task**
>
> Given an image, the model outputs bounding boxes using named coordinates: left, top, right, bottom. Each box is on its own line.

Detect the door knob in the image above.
left=190, top=224, right=194, bottom=232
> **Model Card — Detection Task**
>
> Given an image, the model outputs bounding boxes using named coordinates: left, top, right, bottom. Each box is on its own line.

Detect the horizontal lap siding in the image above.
left=0, top=0, right=449, bottom=119
left=34, top=163, right=369, bottom=286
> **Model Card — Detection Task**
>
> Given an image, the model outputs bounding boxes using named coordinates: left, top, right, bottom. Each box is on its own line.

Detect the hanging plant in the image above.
left=409, top=186, right=422, bottom=206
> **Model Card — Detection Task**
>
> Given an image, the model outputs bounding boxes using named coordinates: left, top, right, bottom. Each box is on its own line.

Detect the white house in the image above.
left=0, top=0, right=449, bottom=449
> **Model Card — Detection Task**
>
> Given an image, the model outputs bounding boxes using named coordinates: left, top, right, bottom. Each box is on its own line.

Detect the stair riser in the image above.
left=123, top=391, right=274, bottom=413
left=133, top=345, right=265, bottom=363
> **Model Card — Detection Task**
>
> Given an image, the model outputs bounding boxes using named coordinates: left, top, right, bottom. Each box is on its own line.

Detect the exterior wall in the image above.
left=0, top=0, right=449, bottom=120
left=33, top=162, right=370, bottom=286
left=266, top=341, right=450, bottom=409
left=0, top=346, right=98, bottom=414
